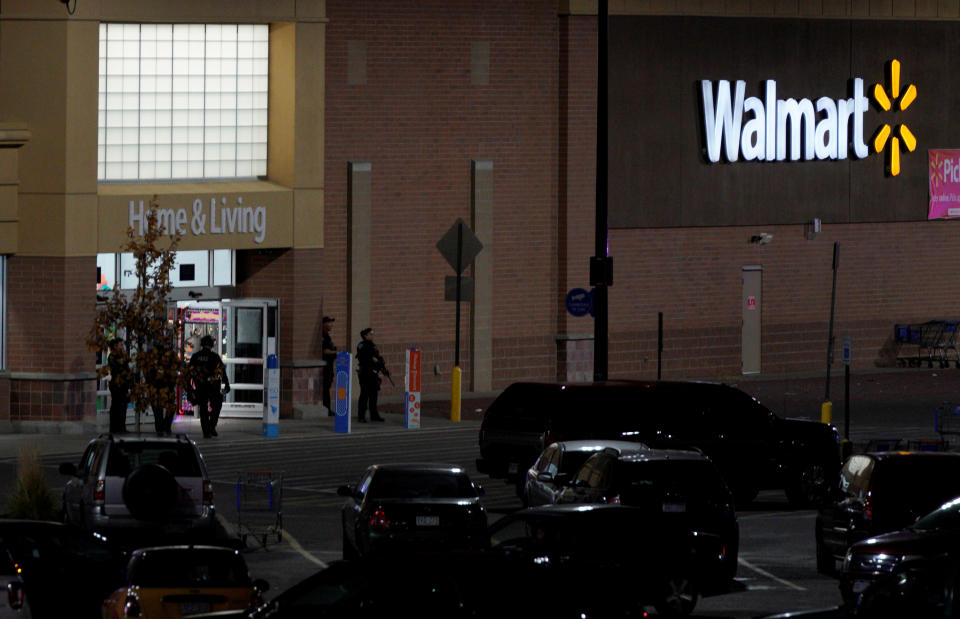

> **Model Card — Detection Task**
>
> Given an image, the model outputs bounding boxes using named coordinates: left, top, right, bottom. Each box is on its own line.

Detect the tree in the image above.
left=88, top=196, right=182, bottom=433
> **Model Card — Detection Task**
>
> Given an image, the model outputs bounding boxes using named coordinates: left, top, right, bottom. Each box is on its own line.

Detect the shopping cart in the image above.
left=935, top=402, right=960, bottom=448
left=235, top=470, right=283, bottom=549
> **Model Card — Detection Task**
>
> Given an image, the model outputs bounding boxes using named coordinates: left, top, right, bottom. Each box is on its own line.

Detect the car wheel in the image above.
left=786, top=462, right=831, bottom=507
left=655, top=575, right=699, bottom=616
left=122, top=463, right=179, bottom=521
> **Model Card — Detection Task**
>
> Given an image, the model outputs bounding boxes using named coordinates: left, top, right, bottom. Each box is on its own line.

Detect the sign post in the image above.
left=404, top=348, right=421, bottom=429
left=334, top=351, right=352, bottom=434
left=436, top=218, right=483, bottom=421
left=263, top=354, right=279, bottom=437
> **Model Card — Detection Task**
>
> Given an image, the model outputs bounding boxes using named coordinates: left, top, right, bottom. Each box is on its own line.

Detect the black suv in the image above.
left=816, top=451, right=960, bottom=578
left=476, top=380, right=841, bottom=505
left=59, top=434, right=215, bottom=540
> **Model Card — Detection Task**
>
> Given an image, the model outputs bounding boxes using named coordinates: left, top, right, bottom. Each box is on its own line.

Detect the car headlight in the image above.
left=845, top=550, right=901, bottom=574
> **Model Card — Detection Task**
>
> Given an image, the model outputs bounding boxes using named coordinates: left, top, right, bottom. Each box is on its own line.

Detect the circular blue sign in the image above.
left=565, top=288, right=593, bottom=317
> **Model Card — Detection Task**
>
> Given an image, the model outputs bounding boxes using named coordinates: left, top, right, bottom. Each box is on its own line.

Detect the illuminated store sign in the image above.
left=129, top=196, right=267, bottom=243
left=701, top=78, right=870, bottom=163
left=701, top=60, right=917, bottom=176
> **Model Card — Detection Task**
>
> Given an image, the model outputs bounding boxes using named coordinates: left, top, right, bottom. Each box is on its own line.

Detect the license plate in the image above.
left=663, top=502, right=686, bottom=513
left=180, top=602, right=211, bottom=615
left=416, top=515, right=440, bottom=526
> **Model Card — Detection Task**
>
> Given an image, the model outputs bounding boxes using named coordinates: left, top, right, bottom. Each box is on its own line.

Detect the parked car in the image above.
left=816, top=451, right=960, bottom=577
left=0, top=520, right=126, bottom=618
left=522, top=439, right=650, bottom=506
left=485, top=503, right=725, bottom=616
left=839, top=495, right=960, bottom=605
left=59, top=434, right=216, bottom=543
left=556, top=447, right=739, bottom=587
left=338, top=463, right=487, bottom=559
left=476, top=380, right=841, bottom=505
left=103, top=545, right=267, bottom=619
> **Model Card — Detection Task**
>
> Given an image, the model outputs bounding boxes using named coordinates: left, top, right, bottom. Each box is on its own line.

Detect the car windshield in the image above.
left=128, top=550, right=250, bottom=587
left=367, top=470, right=477, bottom=499
left=106, top=442, right=202, bottom=477
left=912, top=496, right=960, bottom=531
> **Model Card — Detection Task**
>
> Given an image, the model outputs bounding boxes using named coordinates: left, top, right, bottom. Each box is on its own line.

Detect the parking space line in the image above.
left=738, top=558, right=806, bottom=591
left=282, top=529, right=328, bottom=568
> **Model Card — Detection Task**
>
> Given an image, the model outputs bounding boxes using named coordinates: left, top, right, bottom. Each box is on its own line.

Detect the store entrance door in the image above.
left=220, top=298, right=277, bottom=418
left=178, top=298, right=277, bottom=419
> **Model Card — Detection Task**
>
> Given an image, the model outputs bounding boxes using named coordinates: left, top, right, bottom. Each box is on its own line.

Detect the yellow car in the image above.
left=102, top=545, right=268, bottom=619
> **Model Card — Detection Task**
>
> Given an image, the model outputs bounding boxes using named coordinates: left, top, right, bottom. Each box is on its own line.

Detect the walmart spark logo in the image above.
left=871, top=59, right=917, bottom=177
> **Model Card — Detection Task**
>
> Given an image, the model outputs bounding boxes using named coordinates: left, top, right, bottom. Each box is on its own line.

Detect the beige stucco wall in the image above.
left=0, top=0, right=326, bottom=257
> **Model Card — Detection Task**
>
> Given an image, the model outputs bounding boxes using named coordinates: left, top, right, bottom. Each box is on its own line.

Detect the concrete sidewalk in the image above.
left=2, top=366, right=958, bottom=458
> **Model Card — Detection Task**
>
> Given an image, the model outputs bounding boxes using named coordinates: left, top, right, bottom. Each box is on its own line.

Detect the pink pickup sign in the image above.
left=929, top=150, right=960, bottom=219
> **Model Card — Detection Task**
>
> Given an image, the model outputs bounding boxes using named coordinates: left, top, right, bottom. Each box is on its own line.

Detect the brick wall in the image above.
left=604, top=222, right=960, bottom=380
left=325, top=0, right=561, bottom=393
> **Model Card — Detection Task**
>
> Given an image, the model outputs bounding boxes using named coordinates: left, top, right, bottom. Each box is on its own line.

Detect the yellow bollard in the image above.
left=450, top=365, right=462, bottom=422
left=821, top=401, right=832, bottom=425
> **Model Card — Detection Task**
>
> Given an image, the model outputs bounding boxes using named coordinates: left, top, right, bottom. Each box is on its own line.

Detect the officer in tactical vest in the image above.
left=189, top=334, right=231, bottom=438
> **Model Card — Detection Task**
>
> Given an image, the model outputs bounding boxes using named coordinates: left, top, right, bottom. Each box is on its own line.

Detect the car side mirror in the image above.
left=58, top=462, right=78, bottom=477
left=537, top=472, right=554, bottom=484
left=336, top=485, right=355, bottom=498
left=473, top=483, right=485, bottom=497
left=252, top=578, right=269, bottom=594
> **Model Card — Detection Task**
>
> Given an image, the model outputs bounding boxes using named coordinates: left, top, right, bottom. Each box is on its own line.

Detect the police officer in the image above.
left=189, top=334, right=230, bottom=438
left=356, top=327, right=385, bottom=422
left=107, top=339, right=131, bottom=434
left=321, top=316, right=337, bottom=416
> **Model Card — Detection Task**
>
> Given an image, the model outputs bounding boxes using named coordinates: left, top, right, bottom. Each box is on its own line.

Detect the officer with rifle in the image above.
left=356, top=327, right=389, bottom=422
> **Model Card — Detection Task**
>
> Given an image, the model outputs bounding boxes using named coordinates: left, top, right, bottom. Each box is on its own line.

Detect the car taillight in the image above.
left=369, top=509, right=391, bottom=531
left=6, top=581, right=23, bottom=610
left=203, top=480, right=214, bottom=504
left=606, top=495, right=621, bottom=504
left=864, top=487, right=873, bottom=521
left=123, top=592, right=142, bottom=617
left=93, top=479, right=105, bottom=503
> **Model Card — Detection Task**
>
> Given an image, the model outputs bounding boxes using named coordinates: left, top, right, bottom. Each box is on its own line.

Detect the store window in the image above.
left=98, top=250, right=234, bottom=291
left=98, top=23, right=269, bottom=182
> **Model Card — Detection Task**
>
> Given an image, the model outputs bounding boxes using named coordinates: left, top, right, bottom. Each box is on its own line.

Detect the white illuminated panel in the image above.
left=99, top=23, right=268, bottom=181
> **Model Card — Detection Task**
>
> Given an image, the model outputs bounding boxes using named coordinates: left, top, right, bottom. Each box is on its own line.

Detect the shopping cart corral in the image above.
left=235, top=470, right=283, bottom=549
left=895, top=320, right=960, bottom=368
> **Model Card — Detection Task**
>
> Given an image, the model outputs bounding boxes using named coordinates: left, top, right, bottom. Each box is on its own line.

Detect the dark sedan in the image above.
left=338, top=463, right=487, bottom=558
left=841, top=495, right=960, bottom=606
left=0, top=520, right=126, bottom=618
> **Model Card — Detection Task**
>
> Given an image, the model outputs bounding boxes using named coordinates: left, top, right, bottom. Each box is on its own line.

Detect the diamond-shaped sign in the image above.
left=436, top=218, right=483, bottom=275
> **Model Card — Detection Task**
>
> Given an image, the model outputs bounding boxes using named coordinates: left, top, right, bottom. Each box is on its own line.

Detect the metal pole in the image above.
left=657, top=312, right=663, bottom=380
left=844, top=363, right=850, bottom=440
left=455, top=222, right=462, bottom=368
left=592, top=0, right=610, bottom=381
left=825, top=242, right=839, bottom=401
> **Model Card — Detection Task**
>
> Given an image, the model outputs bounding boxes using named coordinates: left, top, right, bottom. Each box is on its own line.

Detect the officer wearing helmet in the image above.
left=188, top=334, right=231, bottom=438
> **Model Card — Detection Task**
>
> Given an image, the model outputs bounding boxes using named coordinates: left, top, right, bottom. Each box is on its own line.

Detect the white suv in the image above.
left=59, top=434, right=215, bottom=539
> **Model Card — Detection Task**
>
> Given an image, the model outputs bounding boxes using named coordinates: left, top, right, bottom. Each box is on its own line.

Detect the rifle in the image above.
left=377, top=359, right=395, bottom=386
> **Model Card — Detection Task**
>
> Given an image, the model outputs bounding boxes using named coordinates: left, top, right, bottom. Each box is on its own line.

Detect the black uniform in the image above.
left=322, top=330, right=337, bottom=413
left=356, top=339, right=384, bottom=422
left=189, top=346, right=230, bottom=438
left=108, top=347, right=131, bottom=434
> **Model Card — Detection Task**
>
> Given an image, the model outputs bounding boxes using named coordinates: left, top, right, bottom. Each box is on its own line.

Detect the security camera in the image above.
left=758, top=233, right=773, bottom=245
